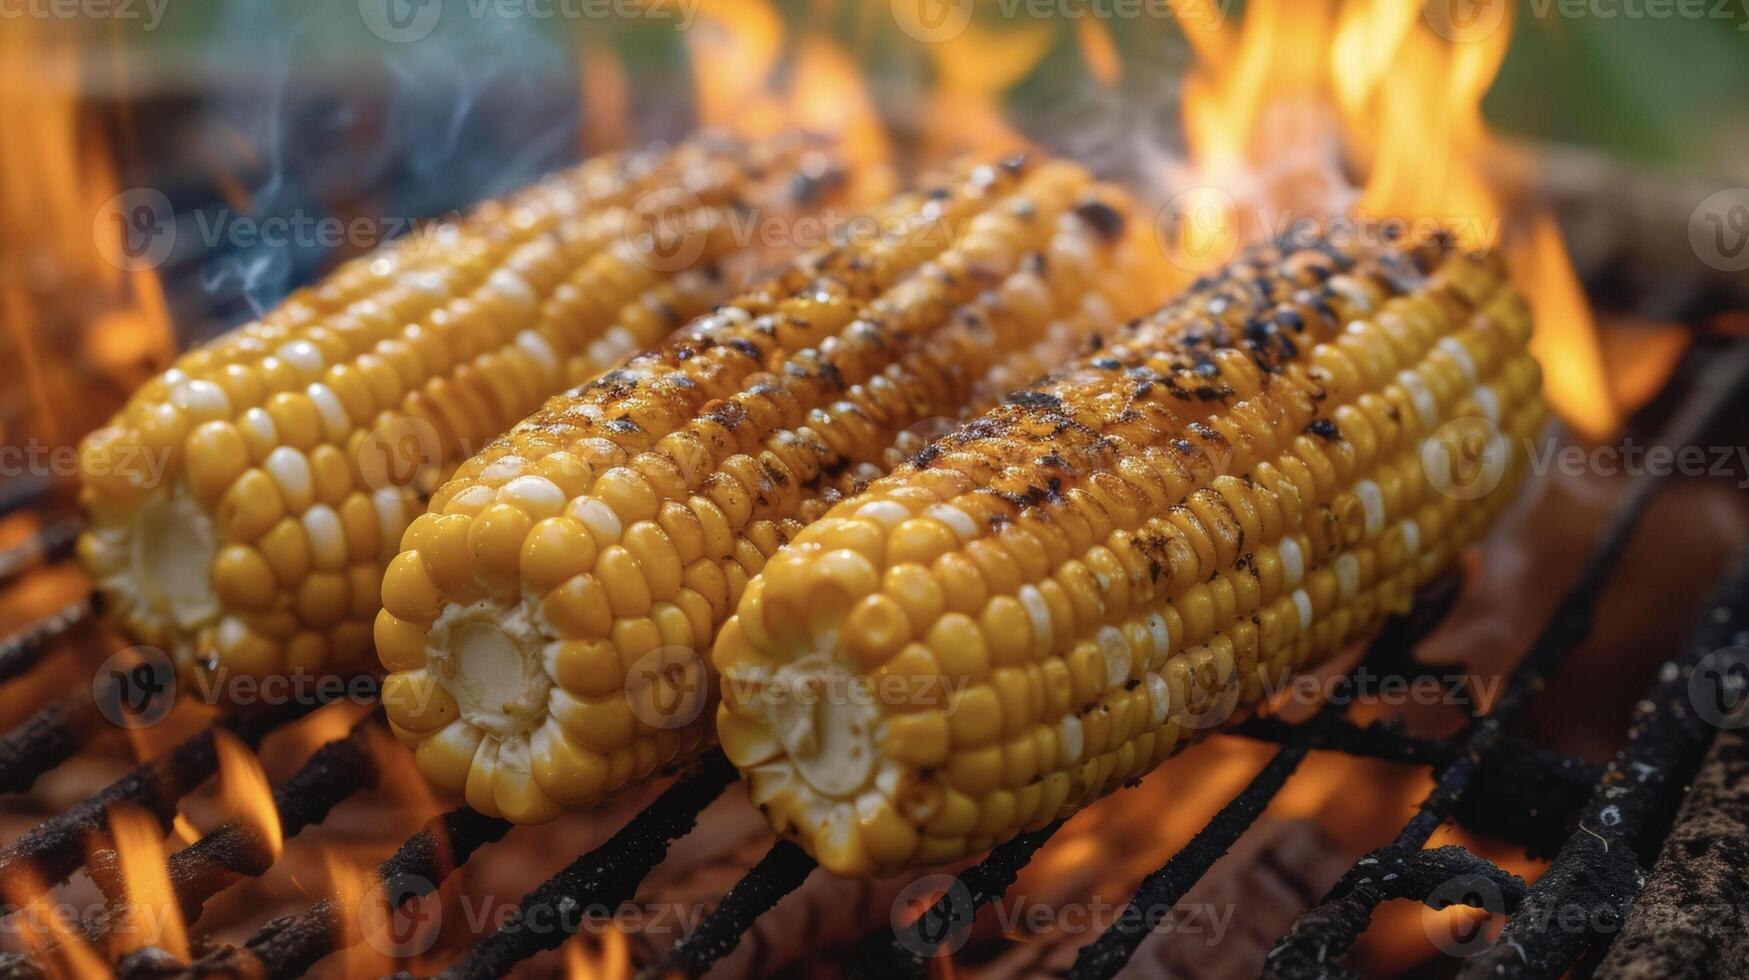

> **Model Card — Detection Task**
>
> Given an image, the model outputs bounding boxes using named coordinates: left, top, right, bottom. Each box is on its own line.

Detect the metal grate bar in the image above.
left=1262, top=343, right=1749, bottom=979
left=436, top=751, right=738, bottom=980
left=0, top=475, right=52, bottom=520
left=1459, top=548, right=1749, bottom=977
left=92, top=713, right=385, bottom=927
left=1066, top=705, right=1336, bottom=980
left=849, top=823, right=1065, bottom=980
left=0, top=597, right=94, bottom=685
left=0, top=680, right=370, bottom=907
left=0, top=692, right=104, bottom=794
left=188, top=806, right=515, bottom=979
left=0, top=516, right=80, bottom=588
left=639, top=840, right=816, bottom=980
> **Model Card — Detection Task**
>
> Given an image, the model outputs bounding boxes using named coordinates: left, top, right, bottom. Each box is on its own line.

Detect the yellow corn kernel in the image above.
left=717, top=235, right=1544, bottom=876
left=386, top=155, right=1169, bottom=821
left=78, top=134, right=843, bottom=686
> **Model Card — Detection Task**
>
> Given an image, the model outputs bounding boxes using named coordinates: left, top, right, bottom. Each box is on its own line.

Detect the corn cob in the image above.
left=78, top=133, right=841, bottom=685
left=377, top=155, right=1167, bottom=822
left=714, top=235, right=1545, bottom=876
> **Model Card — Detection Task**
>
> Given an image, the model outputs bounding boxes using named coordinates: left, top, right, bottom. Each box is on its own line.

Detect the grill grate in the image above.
left=0, top=342, right=1745, bottom=979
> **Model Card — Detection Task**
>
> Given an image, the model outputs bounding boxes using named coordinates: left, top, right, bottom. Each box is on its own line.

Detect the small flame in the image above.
left=921, top=20, right=1055, bottom=160
left=1, top=870, right=109, bottom=978
left=562, top=928, right=631, bottom=980
left=1516, top=213, right=1619, bottom=441
left=215, top=729, right=283, bottom=861
left=108, top=806, right=190, bottom=963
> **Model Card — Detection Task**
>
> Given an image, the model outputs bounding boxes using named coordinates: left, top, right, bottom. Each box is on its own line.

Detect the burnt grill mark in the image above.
left=1072, top=200, right=1127, bottom=242
left=1007, top=390, right=1063, bottom=412
left=1306, top=418, right=1342, bottom=440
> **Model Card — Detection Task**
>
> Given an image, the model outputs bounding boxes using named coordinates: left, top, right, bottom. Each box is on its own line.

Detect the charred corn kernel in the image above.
left=78, top=134, right=844, bottom=687
left=718, top=235, right=1545, bottom=876
left=385, top=155, right=1169, bottom=821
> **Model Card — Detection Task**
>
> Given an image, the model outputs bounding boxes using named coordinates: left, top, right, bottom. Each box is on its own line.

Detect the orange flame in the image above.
left=562, top=928, right=631, bottom=980
left=1171, top=0, right=1620, bottom=438
left=0, top=870, right=110, bottom=978
left=215, top=729, right=284, bottom=861
left=108, top=806, right=190, bottom=963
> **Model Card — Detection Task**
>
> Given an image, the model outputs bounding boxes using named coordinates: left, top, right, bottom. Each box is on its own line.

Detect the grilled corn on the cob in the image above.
left=79, top=134, right=839, bottom=685
left=377, top=155, right=1167, bottom=822
left=714, top=236, right=1544, bottom=876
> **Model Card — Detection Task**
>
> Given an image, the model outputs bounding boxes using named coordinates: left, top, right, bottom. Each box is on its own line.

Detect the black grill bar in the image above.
left=638, top=840, right=815, bottom=980
left=0, top=475, right=51, bottom=520
left=0, top=714, right=387, bottom=975
left=0, top=596, right=94, bottom=685
left=850, top=823, right=1064, bottom=979
left=0, top=692, right=104, bottom=794
left=0, top=680, right=369, bottom=909
left=1066, top=705, right=1337, bottom=980
left=1598, top=728, right=1749, bottom=976
left=435, top=751, right=737, bottom=980
left=1457, top=549, right=1749, bottom=977
left=93, top=713, right=386, bottom=927
left=185, top=806, right=515, bottom=979
left=1261, top=344, right=1749, bottom=979
left=0, top=515, right=80, bottom=588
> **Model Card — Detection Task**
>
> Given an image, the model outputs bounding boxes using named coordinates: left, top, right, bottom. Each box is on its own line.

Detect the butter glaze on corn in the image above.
left=79, top=134, right=836, bottom=685
left=714, top=237, right=1545, bottom=877
left=377, top=155, right=1167, bottom=823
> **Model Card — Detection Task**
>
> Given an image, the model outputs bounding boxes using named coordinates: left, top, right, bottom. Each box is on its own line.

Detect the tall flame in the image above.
left=108, top=806, right=191, bottom=963
left=215, top=729, right=284, bottom=861
left=1170, top=0, right=1620, bottom=438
